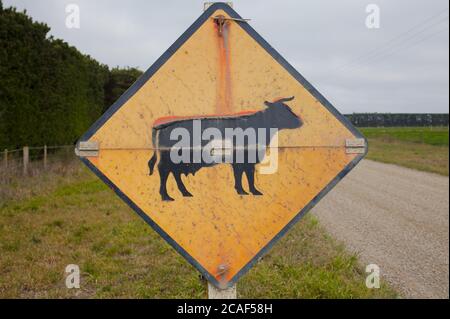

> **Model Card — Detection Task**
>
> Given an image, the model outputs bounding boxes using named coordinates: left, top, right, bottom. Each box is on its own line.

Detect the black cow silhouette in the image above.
left=148, top=97, right=302, bottom=201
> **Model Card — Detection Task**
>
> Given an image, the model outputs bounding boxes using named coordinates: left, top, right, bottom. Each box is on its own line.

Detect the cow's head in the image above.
left=264, top=97, right=303, bottom=129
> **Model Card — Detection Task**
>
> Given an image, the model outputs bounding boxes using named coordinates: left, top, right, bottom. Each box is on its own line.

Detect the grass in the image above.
left=0, top=162, right=396, bottom=299
left=360, top=127, right=449, bottom=176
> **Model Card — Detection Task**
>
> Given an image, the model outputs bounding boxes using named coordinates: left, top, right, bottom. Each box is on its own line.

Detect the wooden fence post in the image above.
left=23, top=146, right=29, bottom=175
left=44, top=145, right=47, bottom=170
left=3, top=149, right=7, bottom=169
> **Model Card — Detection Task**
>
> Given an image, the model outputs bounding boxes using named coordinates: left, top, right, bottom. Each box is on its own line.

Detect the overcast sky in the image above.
left=3, top=0, right=449, bottom=113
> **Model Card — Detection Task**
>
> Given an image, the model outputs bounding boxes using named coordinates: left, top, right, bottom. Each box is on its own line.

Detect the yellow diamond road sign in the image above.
left=76, top=3, right=367, bottom=289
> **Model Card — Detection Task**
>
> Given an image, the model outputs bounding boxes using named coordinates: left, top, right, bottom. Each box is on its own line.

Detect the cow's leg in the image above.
left=174, top=171, right=192, bottom=197
left=245, top=165, right=263, bottom=196
left=232, top=165, right=248, bottom=195
left=158, top=163, right=174, bottom=201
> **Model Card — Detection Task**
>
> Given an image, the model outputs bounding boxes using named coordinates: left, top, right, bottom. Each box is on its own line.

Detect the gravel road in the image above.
left=312, top=160, right=449, bottom=299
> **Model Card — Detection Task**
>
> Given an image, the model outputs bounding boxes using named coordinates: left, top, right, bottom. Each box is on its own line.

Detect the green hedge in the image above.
left=0, top=2, right=142, bottom=150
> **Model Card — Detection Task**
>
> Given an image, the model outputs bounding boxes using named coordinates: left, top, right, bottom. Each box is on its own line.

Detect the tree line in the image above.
left=345, top=113, right=449, bottom=127
left=0, top=1, right=142, bottom=150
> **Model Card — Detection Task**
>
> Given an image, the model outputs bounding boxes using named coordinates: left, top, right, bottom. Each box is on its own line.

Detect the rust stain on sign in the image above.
left=76, top=3, right=367, bottom=289
left=215, top=15, right=233, bottom=114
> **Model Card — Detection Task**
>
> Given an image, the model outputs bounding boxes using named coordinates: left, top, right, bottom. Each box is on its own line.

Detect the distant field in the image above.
left=0, top=164, right=396, bottom=299
left=361, top=127, right=449, bottom=146
left=360, top=127, right=449, bottom=176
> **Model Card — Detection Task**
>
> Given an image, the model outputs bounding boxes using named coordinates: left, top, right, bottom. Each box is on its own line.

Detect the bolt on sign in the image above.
left=76, top=3, right=367, bottom=289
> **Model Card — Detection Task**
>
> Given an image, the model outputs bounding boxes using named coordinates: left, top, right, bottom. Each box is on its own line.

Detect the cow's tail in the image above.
left=148, top=128, right=158, bottom=176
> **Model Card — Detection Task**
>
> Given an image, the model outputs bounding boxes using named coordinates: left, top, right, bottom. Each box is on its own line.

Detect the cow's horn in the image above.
left=278, top=96, right=295, bottom=103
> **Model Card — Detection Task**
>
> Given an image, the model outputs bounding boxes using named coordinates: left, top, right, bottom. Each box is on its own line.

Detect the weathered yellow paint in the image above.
left=92, top=10, right=354, bottom=149
left=82, top=7, right=362, bottom=286
left=88, top=148, right=356, bottom=283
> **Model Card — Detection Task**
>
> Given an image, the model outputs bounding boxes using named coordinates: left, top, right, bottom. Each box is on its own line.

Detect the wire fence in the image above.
left=0, top=145, right=85, bottom=203
left=1, top=145, right=76, bottom=178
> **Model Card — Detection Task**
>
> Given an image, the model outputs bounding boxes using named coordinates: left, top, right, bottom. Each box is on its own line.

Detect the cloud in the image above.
left=3, top=0, right=449, bottom=113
